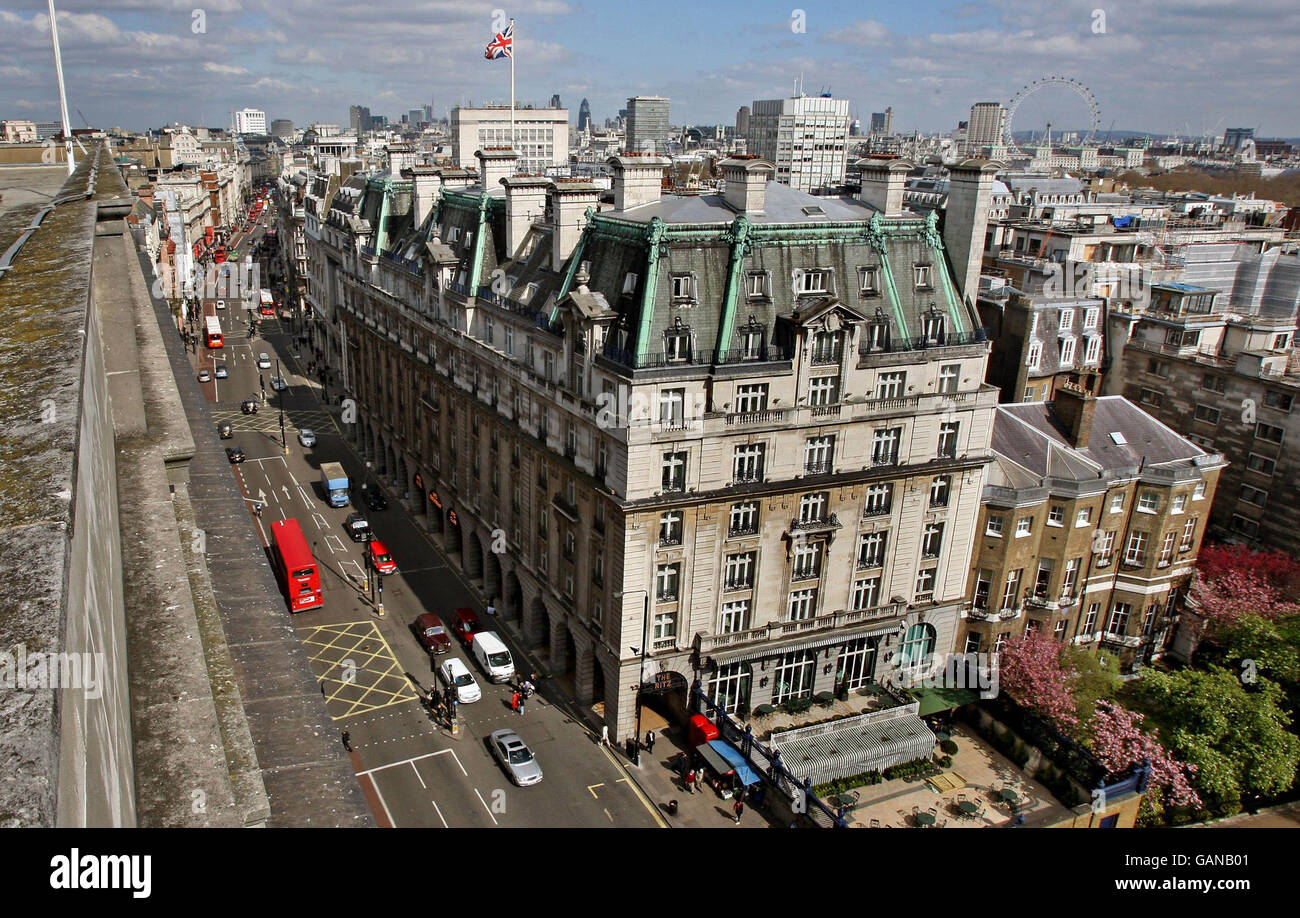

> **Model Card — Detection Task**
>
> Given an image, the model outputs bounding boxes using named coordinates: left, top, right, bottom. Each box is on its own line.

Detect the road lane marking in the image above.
left=312, top=512, right=328, bottom=531
left=365, top=775, right=397, bottom=829
left=430, top=799, right=448, bottom=828
left=352, top=749, right=454, bottom=777
left=324, top=534, right=345, bottom=554
left=474, top=788, right=499, bottom=825
left=410, top=761, right=427, bottom=789
left=297, top=483, right=313, bottom=508
left=588, top=783, right=604, bottom=799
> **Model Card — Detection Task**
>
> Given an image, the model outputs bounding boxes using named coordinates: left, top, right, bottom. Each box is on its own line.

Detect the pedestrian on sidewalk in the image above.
left=601, top=725, right=610, bottom=747
left=733, top=798, right=744, bottom=824
left=486, top=601, right=496, bottom=617
left=684, top=769, right=696, bottom=794
left=341, top=730, right=352, bottom=752
left=518, top=694, right=526, bottom=716
left=644, top=730, right=656, bottom=754
left=511, top=690, right=520, bottom=713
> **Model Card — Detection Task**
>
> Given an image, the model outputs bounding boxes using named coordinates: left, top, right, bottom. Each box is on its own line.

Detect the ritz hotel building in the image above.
left=303, top=148, right=1003, bottom=740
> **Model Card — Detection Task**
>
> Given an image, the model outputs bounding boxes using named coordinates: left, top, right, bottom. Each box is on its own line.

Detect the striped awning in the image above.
left=774, top=711, right=936, bottom=786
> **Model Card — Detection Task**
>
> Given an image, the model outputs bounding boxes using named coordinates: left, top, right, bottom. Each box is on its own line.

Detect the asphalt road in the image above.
left=186, top=200, right=661, bottom=828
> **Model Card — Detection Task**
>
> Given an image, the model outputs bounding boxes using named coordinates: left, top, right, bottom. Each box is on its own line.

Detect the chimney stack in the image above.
left=1051, top=381, right=1097, bottom=448
left=475, top=147, right=518, bottom=193
left=386, top=143, right=416, bottom=175
left=548, top=181, right=601, bottom=272
left=943, top=157, right=1002, bottom=308
left=502, top=174, right=551, bottom=258
left=720, top=156, right=775, bottom=214
left=856, top=157, right=912, bottom=217
left=606, top=154, right=669, bottom=211
left=402, top=165, right=441, bottom=227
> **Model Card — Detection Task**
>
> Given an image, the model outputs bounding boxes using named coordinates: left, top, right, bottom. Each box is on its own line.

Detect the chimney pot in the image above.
left=855, top=156, right=913, bottom=217
left=720, top=157, right=775, bottom=214
left=1051, top=381, right=1096, bottom=448
left=607, top=154, right=669, bottom=211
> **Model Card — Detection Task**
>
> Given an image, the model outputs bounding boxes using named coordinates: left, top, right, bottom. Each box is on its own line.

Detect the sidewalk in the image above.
left=629, top=724, right=782, bottom=828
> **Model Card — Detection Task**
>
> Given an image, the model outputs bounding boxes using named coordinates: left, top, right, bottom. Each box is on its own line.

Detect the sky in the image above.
left=1, top=0, right=1298, bottom=138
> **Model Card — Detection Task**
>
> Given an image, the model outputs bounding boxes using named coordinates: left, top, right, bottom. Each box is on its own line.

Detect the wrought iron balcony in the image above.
left=791, top=565, right=821, bottom=582
left=862, top=503, right=892, bottom=518
left=803, top=461, right=834, bottom=476
left=659, top=536, right=683, bottom=548
left=723, top=577, right=754, bottom=592
left=728, top=524, right=759, bottom=538
left=732, top=469, right=764, bottom=484
left=791, top=513, right=841, bottom=533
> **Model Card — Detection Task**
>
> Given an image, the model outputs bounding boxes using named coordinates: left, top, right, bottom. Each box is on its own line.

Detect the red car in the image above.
left=451, top=607, right=483, bottom=645
left=413, top=613, right=452, bottom=655
left=368, top=539, right=397, bottom=574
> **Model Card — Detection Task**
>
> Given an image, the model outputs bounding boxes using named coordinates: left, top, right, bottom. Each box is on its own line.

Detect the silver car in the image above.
left=298, top=428, right=316, bottom=447
left=489, top=729, right=543, bottom=786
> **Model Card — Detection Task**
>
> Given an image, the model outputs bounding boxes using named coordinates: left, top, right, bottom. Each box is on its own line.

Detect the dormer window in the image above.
left=914, top=264, right=933, bottom=290
left=671, top=273, right=697, bottom=303
left=623, top=272, right=639, bottom=295
left=865, top=318, right=891, bottom=352
left=521, top=283, right=538, bottom=304
left=448, top=226, right=461, bottom=243
left=746, top=272, right=769, bottom=299
left=665, top=320, right=691, bottom=362
left=797, top=269, right=828, bottom=295
left=922, top=312, right=945, bottom=344
left=859, top=266, right=881, bottom=296
left=737, top=318, right=764, bottom=360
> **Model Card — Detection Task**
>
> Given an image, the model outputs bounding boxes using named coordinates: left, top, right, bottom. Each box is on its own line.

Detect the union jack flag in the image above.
left=484, top=22, right=513, bottom=60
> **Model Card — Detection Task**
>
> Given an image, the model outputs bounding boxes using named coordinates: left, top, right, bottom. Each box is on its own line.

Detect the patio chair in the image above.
left=869, top=818, right=881, bottom=828
left=911, top=805, right=921, bottom=816
left=956, top=792, right=966, bottom=802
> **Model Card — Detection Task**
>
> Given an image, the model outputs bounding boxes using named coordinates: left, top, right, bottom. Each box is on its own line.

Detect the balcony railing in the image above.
left=856, top=556, right=885, bottom=571
left=694, top=601, right=905, bottom=653
left=602, top=342, right=791, bottom=370
left=732, top=469, right=764, bottom=484
left=728, top=524, right=759, bottom=538
left=858, top=327, right=989, bottom=357
left=862, top=503, right=892, bottom=518
left=659, top=536, right=682, bottom=548
left=791, top=513, right=840, bottom=532
left=791, top=565, right=821, bottom=582
left=653, top=636, right=678, bottom=652
left=723, top=577, right=754, bottom=592
left=810, top=347, right=843, bottom=366
left=803, top=461, right=833, bottom=476
left=726, top=409, right=788, bottom=426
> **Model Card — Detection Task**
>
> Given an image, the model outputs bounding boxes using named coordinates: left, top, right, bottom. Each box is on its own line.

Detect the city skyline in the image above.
left=2, top=0, right=1299, bottom=136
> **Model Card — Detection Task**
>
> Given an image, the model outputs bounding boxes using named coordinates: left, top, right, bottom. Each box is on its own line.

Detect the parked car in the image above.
left=257, top=352, right=271, bottom=369
left=214, top=365, right=228, bottom=379
left=298, top=428, right=316, bottom=447
left=218, top=421, right=233, bottom=439
left=197, top=369, right=211, bottom=383
left=450, top=607, right=483, bottom=645
left=364, top=488, right=388, bottom=511
left=344, top=512, right=372, bottom=542
left=368, top=539, right=396, bottom=575
left=225, top=446, right=245, bottom=464
left=489, top=729, right=543, bottom=786
left=439, top=657, right=481, bottom=704
left=241, top=398, right=259, bottom=414
left=413, top=613, right=452, bottom=656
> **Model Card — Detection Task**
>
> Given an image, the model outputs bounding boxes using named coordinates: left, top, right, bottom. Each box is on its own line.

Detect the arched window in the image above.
left=897, top=623, right=936, bottom=668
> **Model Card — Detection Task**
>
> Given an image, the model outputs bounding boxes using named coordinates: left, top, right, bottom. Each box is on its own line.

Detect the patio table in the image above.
left=914, top=811, right=936, bottom=827
left=998, top=789, right=1023, bottom=807
left=958, top=800, right=980, bottom=817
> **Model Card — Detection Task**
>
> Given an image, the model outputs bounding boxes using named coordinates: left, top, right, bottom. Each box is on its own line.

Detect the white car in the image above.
left=270, top=376, right=288, bottom=391
left=438, top=657, right=481, bottom=704
left=257, top=353, right=271, bottom=369
left=215, top=299, right=226, bottom=310
left=214, top=365, right=228, bottom=379
left=298, top=428, right=316, bottom=447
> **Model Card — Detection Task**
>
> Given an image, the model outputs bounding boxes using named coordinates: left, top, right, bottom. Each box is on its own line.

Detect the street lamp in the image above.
left=277, top=358, right=288, bottom=454
left=615, top=588, right=651, bottom=766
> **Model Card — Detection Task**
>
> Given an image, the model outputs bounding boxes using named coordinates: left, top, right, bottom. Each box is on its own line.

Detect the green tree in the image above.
left=1131, top=667, right=1300, bottom=809
left=1215, top=615, right=1300, bottom=686
left=1062, top=647, right=1122, bottom=735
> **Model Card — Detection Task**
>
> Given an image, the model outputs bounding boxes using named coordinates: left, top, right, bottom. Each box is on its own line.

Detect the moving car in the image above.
left=225, top=446, right=245, bottom=464
left=270, top=376, right=288, bottom=391
left=298, top=428, right=316, bottom=447
left=450, top=607, right=483, bottom=645
left=214, top=365, right=228, bottom=379
left=439, top=657, right=481, bottom=704
left=413, top=612, right=452, bottom=656
left=218, top=421, right=233, bottom=439
left=257, top=352, right=271, bottom=369
left=489, top=729, right=543, bottom=786
left=197, top=369, right=211, bottom=383
left=344, top=512, right=372, bottom=542
left=364, top=488, right=388, bottom=511
left=471, top=632, right=515, bottom=684
left=368, top=539, right=396, bottom=575
left=215, top=299, right=226, bottom=310
left=241, top=398, right=259, bottom=414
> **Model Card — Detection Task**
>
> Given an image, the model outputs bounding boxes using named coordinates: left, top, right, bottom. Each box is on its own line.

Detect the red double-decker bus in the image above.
left=270, top=518, right=322, bottom=612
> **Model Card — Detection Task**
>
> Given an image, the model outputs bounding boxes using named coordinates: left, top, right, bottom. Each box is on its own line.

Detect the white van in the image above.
left=472, top=632, right=515, bottom=684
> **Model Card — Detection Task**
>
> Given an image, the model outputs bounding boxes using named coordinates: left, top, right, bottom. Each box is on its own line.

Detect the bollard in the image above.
left=667, top=799, right=679, bottom=817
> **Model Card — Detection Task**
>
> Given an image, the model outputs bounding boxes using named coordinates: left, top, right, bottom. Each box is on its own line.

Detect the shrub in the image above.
left=940, top=739, right=959, bottom=756
left=939, top=755, right=953, bottom=768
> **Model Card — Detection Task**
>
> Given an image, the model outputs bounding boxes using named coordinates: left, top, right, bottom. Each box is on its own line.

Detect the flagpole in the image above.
left=509, top=18, right=516, bottom=157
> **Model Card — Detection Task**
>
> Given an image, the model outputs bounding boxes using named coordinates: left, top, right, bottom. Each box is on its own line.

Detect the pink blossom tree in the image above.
left=1191, top=567, right=1300, bottom=628
left=1089, top=700, right=1200, bottom=808
left=997, top=632, right=1079, bottom=728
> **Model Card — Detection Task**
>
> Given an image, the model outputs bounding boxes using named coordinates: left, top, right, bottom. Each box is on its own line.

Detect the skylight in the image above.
left=801, top=205, right=826, bottom=217
left=1109, top=432, right=1127, bottom=445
